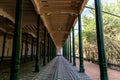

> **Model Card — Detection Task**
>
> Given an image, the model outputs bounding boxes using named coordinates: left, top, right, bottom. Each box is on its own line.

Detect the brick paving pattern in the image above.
left=76, top=59, right=120, bottom=80
left=2, top=56, right=119, bottom=80
left=33, top=56, right=91, bottom=80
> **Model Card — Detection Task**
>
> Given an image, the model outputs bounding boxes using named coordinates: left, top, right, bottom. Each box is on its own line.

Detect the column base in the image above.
left=79, top=68, right=85, bottom=73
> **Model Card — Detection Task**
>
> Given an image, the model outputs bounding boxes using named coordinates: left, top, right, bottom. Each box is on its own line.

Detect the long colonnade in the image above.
left=62, top=0, right=108, bottom=80
left=0, top=0, right=109, bottom=80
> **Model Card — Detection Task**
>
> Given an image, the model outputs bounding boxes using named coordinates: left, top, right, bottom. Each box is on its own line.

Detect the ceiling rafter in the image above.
left=0, top=0, right=88, bottom=49
left=32, top=0, right=88, bottom=48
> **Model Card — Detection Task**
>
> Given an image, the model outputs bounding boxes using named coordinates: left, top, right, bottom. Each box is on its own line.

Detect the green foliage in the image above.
left=75, top=1, right=120, bottom=65
left=82, top=15, right=96, bottom=44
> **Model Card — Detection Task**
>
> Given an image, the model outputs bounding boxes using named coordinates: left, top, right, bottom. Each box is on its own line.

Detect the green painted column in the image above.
left=69, top=34, right=72, bottom=63
left=10, top=0, right=23, bottom=79
left=21, top=40, right=23, bottom=60
left=63, top=43, right=66, bottom=58
left=94, top=0, right=108, bottom=80
left=51, top=41, right=53, bottom=60
left=52, top=42, right=54, bottom=59
left=47, top=33, right=50, bottom=62
left=43, top=28, right=46, bottom=66
left=72, top=27, right=76, bottom=66
left=51, top=43, right=53, bottom=59
left=64, top=45, right=65, bottom=57
left=64, top=42, right=67, bottom=59
left=31, top=37, right=34, bottom=61
left=50, top=38, right=52, bottom=60
left=55, top=46, right=56, bottom=57
left=24, top=34, right=28, bottom=62
left=64, top=41, right=66, bottom=57
left=67, top=39, right=69, bottom=60
left=49, top=38, right=51, bottom=60
left=78, top=14, right=85, bottom=73
left=33, top=44, right=36, bottom=57
left=55, top=47, right=57, bottom=57
left=67, top=40, right=69, bottom=60
left=1, top=33, right=6, bottom=62
left=52, top=43, right=53, bottom=58
left=64, top=42, right=66, bottom=58
left=68, top=37, right=70, bottom=61
left=53, top=44, right=55, bottom=58
left=35, top=15, right=41, bottom=72
left=55, top=46, right=57, bottom=57
left=63, top=46, right=65, bottom=57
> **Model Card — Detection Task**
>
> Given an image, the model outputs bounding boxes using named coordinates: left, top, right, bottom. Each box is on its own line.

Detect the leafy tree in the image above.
left=75, top=1, right=120, bottom=66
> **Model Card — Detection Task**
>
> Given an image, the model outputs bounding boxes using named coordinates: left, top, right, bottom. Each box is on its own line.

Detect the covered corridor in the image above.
left=0, top=0, right=120, bottom=80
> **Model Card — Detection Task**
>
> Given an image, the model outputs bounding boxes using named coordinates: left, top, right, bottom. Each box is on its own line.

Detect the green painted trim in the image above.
left=95, top=0, right=108, bottom=80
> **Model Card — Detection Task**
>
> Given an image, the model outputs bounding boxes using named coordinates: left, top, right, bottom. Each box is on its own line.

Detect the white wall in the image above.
left=0, top=35, right=13, bottom=57
left=28, top=43, right=31, bottom=56
left=5, top=38, right=13, bottom=56
left=0, top=35, right=36, bottom=58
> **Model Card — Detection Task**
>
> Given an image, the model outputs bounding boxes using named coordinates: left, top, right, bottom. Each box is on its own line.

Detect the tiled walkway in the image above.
left=76, top=59, right=120, bottom=80
left=33, top=56, right=91, bottom=80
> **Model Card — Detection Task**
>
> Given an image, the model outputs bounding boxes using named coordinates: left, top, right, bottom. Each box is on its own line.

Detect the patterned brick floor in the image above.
left=2, top=56, right=119, bottom=80
left=76, top=59, right=120, bottom=80
left=33, top=56, right=91, bottom=80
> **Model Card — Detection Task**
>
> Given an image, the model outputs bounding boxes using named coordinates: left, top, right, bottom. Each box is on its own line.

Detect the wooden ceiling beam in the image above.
left=40, top=7, right=79, bottom=15
left=40, top=0, right=81, bottom=2
left=32, top=0, right=88, bottom=48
